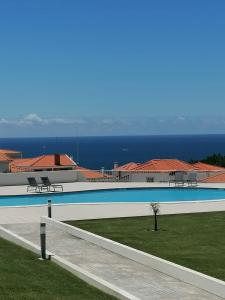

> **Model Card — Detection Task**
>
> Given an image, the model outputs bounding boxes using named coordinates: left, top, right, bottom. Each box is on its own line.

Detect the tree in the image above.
left=201, top=153, right=225, bottom=167
left=150, top=203, right=160, bottom=231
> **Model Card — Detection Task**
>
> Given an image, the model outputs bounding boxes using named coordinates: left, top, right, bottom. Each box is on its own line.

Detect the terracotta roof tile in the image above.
left=0, top=153, right=11, bottom=162
left=76, top=166, right=111, bottom=179
left=0, top=149, right=21, bottom=154
left=201, top=172, right=225, bottom=183
left=114, top=162, right=140, bottom=171
left=10, top=154, right=76, bottom=172
left=133, top=159, right=194, bottom=172
left=193, top=162, right=225, bottom=171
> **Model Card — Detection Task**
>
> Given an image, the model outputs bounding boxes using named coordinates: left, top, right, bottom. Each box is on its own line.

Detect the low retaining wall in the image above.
left=0, top=170, right=85, bottom=186
left=0, top=224, right=138, bottom=300
left=42, top=216, right=225, bottom=299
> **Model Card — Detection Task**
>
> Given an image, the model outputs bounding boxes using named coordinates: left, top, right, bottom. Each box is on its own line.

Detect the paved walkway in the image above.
left=2, top=222, right=222, bottom=300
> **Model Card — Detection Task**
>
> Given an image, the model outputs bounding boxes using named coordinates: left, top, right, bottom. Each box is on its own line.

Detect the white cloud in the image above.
left=101, top=118, right=115, bottom=125
left=0, top=118, right=9, bottom=124
left=1, top=114, right=225, bottom=137
left=177, top=116, right=186, bottom=121
left=0, top=114, right=91, bottom=127
left=23, top=113, right=44, bottom=123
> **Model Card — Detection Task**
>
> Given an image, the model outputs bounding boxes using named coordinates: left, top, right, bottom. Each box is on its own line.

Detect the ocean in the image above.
left=0, top=135, right=225, bottom=170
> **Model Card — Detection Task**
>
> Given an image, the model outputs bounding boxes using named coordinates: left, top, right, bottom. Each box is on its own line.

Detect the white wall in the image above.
left=0, top=162, right=9, bottom=173
left=0, top=170, right=86, bottom=186
left=118, top=171, right=225, bottom=182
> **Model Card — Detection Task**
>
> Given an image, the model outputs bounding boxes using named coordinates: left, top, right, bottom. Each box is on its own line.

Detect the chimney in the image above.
left=54, top=154, right=61, bottom=166
left=114, top=162, right=119, bottom=169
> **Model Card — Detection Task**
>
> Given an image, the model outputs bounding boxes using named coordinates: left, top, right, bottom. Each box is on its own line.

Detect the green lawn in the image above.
left=0, top=237, right=117, bottom=300
left=67, top=212, right=225, bottom=282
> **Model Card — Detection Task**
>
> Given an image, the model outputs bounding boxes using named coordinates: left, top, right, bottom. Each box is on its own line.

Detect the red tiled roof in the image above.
left=201, top=172, right=225, bottom=183
left=114, top=162, right=140, bottom=171
left=76, top=166, right=111, bottom=180
left=10, top=154, right=76, bottom=172
left=0, top=153, right=11, bottom=162
left=133, top=159, right=194, bottom=172
left=193, top=162, right=225, bottom=171
left=0, top=149, right=21, bottom=154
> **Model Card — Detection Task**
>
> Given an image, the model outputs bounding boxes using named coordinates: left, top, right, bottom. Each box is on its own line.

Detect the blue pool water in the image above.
left=1, top=188, right=225, bottom=207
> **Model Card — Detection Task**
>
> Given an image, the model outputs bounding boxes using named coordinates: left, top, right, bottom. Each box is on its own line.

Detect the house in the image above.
left=76, top=166, right=112, bottom=181
left=0, top=149, right=22, bottom=159
left=201, top=172, right=225, bottom=183
left=114, top=159, right=195, bottom=182
left=10, top=154, right=76, bottom=172
left=193, top=162, right=225, bottom=171
left=113, top=159, right=225, bottom=182
left=114, top=162, right=140, bottom=171
left=0, top=149, right=22, bottom=172
left=192, top=162, right=225, bottom=181
left=134, top=159, right=193, bottom=172
left=0, top=153, right=11, bottom=172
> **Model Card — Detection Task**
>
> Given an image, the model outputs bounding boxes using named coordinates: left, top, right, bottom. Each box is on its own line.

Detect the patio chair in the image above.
left=169, top=171, right=185, bottom=186
left=187, top=172, right=198, bottom=187
left=27, top=177, right=42, bottom=193
left=174, top=171, right=186, bottom=186
left=41, top=177, right=63, bottom=192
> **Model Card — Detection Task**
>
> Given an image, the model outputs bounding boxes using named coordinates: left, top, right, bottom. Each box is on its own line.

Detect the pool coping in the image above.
left=1, top=186, right=225, bottom=208
left=1, top=198, right=225, bottom=208
left=1, top=182, right=225, bottom=224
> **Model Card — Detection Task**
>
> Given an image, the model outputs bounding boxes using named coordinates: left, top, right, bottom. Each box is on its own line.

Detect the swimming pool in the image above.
left=1, top=188, right=225, bottom=207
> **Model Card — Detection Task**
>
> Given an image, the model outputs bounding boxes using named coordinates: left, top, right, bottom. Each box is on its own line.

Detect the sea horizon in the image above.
left=1, top=134, right=225, bottom=170
left=2, top=133, right=225, bottom=139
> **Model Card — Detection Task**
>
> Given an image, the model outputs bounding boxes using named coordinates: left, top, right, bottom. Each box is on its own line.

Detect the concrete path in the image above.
left=2, top=222, right=222, bottom=300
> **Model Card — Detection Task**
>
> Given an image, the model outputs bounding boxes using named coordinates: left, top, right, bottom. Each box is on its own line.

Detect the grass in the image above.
left=67, top=211, right=225, bottom=282
left=0, top=237, right=117, bottom=300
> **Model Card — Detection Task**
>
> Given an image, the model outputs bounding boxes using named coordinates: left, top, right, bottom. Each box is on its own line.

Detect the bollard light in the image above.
left=40, top=222, right=46, bottom=259
left=48, top=199, right=52, bottom=218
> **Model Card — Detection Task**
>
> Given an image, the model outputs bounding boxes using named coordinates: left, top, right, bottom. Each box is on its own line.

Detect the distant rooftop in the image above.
left=114, top=162, right=140, bottom=171
left=0, top=153, right=12, bottom=162
left=114, top=159, right=225, bottom=173
left=201, top=172, right=225, bottom=183
left=76, top=166, right=111, bottom=180
left=193, top=162, right=225, bottom=171
left=10, top=154, right=76, bottom=172
left=127, top=159, right=194, bottom=172
left=0, top=149, right=21, bottom=154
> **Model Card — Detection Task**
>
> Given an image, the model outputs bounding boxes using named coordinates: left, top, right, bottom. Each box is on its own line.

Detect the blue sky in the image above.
left=0, top=0, right=225, bottom=136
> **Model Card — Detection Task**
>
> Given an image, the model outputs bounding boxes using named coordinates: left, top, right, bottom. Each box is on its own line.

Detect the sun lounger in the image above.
left=41, top=177, right=63, bottom=192
left=27, top=177, right=42, bottom=193
left=169, top=171, right=185, bottom=186
left=175, top=171, right=186, bottom=186
left=187, top=172, right=198, bottom=186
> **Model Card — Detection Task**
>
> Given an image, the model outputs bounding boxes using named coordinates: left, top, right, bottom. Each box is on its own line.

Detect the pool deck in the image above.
left=0, top=182, right=225, bottom=224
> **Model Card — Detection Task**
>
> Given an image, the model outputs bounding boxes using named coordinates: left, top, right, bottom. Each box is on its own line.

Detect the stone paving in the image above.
left=2, top=222, right=222, bottom=300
